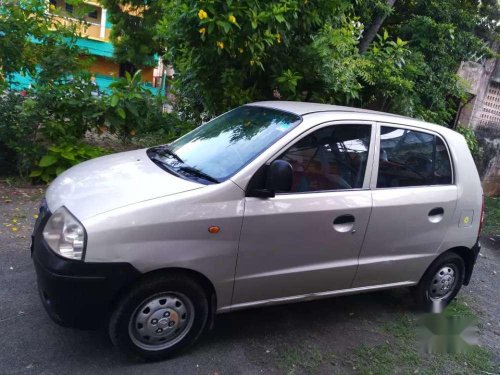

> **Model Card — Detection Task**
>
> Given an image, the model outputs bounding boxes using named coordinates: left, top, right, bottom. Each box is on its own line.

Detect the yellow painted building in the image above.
left=49, top=0, right=158, bottom=92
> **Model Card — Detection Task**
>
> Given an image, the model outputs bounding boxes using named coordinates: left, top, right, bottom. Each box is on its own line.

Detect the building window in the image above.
left=119, top=63, right=136, bottom=78
left=87, top=9, right=98, bottom=19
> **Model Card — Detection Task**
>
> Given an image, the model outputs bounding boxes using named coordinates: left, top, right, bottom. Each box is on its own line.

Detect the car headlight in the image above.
left=43, top=206, right=86, bottom=260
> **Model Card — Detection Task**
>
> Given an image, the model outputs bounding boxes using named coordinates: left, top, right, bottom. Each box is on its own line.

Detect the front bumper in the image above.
left=31, top=207, right=140, bottom=329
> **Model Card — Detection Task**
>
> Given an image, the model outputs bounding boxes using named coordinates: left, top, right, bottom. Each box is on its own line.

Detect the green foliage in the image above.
left=0, top=76, right=106, bottom=177
left=308, top=21, right=368, bottom=103
left=386, top=1, right=493, bottom=125
left=106, top=70, right=168, bottom=138
left=483, top=196, right=500, bottom=235
left=99, top=0, right=162, bottom=67
left=3, top=0, right=497, bottom=183
left=0, top=82, right=104, bottom=178
left=0, top=0, right=195, bottom=183
left=0, top=0, right=105, bottom=178
left=456, top=126, right=480, bottom=157
left=0, top=73, right=193, bottom=181
left=103, top=0, right=494, bottom=125
left=29, top=144, right=108, bottom=183
left=0, top=0, right=90, bottom=90
left=0, top=92, right=44, bottom=177
left=351, top=305, right=497, bottom=375
left=33, top=74, right=106, bottom=143
left=153, top=0, right=402, bottom=113
left=307, top=22, right=414, bottom=107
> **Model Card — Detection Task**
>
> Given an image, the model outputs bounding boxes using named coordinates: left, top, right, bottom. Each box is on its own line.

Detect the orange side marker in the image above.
left=208, top=226, right=220, bottom=234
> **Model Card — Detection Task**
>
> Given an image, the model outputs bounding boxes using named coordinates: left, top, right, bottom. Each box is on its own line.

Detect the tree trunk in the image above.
left=358, top=0, right=397, bottom=53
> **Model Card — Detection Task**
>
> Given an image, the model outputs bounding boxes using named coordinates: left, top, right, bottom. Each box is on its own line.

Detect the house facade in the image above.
left=12, top=0, right=161, bottom=93
left=457, top=52, right=500, bottom=196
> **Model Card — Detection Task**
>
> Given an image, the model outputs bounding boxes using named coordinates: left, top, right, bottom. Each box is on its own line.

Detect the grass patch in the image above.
left=444, top=299, right=476, bottom=318
left=351, top=314, right=420, bottom=374
left=452, top=345, right=497, bottom=374
left=483, top=195, right=500, bottom=235
left=348, top=301, right=497, bottom=374
left=383, top=313, right=416, bottom=341
left=278, top=344, right=323, bottom=374
left=352, top=341, right=421, bottom=375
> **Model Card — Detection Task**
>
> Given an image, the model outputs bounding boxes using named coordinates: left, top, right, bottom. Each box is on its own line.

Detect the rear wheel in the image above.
left=109, top=274, right=209, bottom=361
left=414, top=252, right=465, bottom=312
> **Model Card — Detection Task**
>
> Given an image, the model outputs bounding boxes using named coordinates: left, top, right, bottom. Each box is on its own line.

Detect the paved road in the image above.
left=0, top=183, right=499, bottom=374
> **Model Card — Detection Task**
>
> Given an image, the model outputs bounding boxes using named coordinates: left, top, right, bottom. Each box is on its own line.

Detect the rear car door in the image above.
left=232, top=122, right=376, bottom=306
left=353, top=123, right=457, bottom=288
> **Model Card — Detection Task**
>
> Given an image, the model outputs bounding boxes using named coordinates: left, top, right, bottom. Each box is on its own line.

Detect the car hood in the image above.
left=45, top=148, right=204, bottom=220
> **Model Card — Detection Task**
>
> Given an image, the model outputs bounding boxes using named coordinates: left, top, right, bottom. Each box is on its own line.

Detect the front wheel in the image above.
left=414, top=252, right=465, bottom=312
left=109, top=274, right=209, bottom=361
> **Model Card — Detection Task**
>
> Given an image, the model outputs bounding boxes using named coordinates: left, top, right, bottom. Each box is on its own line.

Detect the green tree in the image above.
left=99, top=0, right=162, bottom=68
left=150, top=0, right=409, bottom=115
left=0, top=0, right=190, bottom=181
left=0, top=0, right=92, bottom=89
left=378, top=0, right=493, bottom=124
left=103, top=0, right=495, bottom=125
left=0, top=0, right=95, bottom=176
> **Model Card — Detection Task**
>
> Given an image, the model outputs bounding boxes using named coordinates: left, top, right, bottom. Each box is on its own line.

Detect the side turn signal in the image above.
left=208, top=226, right=220, bottom=234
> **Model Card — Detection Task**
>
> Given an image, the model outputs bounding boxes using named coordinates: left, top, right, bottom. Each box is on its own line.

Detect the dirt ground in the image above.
left=0, top=182, right=498, bottom=374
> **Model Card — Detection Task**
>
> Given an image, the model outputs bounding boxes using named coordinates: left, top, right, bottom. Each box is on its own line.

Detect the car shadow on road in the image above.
left=194, top=288, right=415, bottom=348
left=31, top=287, right=417, bottom=373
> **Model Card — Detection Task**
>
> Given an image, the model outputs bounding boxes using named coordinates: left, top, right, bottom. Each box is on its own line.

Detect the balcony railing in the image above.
left=48, top=0, right=110, bottom=41
left=50, top=14, right=111, bottom=41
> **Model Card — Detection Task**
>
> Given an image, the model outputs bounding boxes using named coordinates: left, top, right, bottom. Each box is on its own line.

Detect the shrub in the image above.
left=29, top=143, right=108, bottom=183
left=106, top=70, right=173, bottom=138
left=0, top=76, right=107, bottom=178
left=33, top=74, right=106, bottom=144
left=0, top=91, right=44, bottom=177
left=456, top=126, right=480, bottom=158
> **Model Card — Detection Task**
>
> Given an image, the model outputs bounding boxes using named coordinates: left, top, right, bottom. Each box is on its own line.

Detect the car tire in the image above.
left=414, top=252, right=465, bottom=312
left=109, top=273, right=209, bottom=361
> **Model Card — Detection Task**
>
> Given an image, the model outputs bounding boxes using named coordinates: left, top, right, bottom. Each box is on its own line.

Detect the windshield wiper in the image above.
left=149, top=154, right=174, bottom=170
left=157, top=145, right=184, bottom=164
left=149, top=147, right=219, bottom=184
left=178, top=165, right=220, bottom=184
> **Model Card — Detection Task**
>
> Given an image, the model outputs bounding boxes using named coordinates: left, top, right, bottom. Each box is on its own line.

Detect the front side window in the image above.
left=280, top=125, right=372, bottom=192
left=148, top=106, right=301, bottom=183
left=377, top=126, right=452, bottom=188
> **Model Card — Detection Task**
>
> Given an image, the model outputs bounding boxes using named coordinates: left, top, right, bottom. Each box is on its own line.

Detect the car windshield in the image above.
left=147, top=106, right=301, bottom=183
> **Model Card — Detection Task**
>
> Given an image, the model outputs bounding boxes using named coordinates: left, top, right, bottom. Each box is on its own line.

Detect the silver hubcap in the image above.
left=128, top=292, right=194, bottom=350
left=429, top=265, right=457, bottom=300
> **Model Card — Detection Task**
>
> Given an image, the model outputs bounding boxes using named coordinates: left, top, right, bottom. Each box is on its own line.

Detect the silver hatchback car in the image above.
left=31, top=101, right=483, bottom=361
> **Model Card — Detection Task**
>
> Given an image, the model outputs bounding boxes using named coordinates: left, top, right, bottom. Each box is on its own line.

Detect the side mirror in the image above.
left=267, top=159, right=293, bottom=193
left=248, top=159, right=293, bottom=198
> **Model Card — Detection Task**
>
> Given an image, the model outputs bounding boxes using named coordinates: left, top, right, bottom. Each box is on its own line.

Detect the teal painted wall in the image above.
left=10, top=71, right=158, bottom=95
left=95, top=74, right=158, bottom=94
left=75, top=38, right=114, bottom=58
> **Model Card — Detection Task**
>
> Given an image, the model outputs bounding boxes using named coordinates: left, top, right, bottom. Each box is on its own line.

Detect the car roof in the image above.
left=246, top=101, right=460, bottom=141
left=247, top=101, right=408, bottom=117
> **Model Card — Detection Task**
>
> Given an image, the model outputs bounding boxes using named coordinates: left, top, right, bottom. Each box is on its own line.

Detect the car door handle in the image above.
left=428, top=207, right=444, bottom=223
left=333, top=214, right=355, bottom=233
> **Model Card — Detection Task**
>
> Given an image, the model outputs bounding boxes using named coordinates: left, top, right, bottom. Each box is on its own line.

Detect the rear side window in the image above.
left=377, top=126, right=452, bottom=188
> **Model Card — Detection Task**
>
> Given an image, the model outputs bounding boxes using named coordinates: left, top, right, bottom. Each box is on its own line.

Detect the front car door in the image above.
left=232, top=122, right=376, bottom=307
left=353, top=123, right=457, bottom=288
